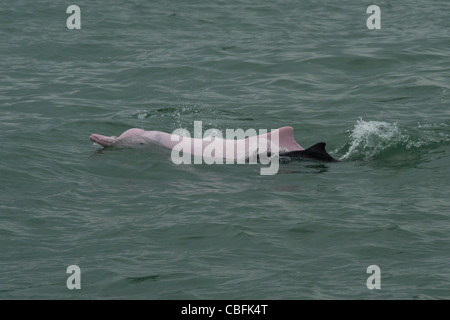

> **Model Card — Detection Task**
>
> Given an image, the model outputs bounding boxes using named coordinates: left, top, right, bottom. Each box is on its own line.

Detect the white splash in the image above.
left=340, top=119, right=404, bottom=160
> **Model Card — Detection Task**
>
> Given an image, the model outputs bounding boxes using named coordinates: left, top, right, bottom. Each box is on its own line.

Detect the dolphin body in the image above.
left=89, top=127, right=338, bottom=163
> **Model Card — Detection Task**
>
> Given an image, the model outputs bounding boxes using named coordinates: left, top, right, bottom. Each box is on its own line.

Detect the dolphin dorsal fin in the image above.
left=276, top=127, right=304, bottom=152
left=282, top=142, right=338, bottom=162
left=301, top=142, right=338, bottom=162
left=305, top=142, right=327, bottom=154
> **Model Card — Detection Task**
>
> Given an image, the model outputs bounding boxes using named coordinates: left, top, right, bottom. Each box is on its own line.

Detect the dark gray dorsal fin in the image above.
left=283, top=142, right=338, bottom=162
left=306, top=142, right=327, bottom=154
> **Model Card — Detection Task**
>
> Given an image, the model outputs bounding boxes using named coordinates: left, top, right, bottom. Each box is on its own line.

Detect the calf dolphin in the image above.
left=89, top=127, right=338, bottom=162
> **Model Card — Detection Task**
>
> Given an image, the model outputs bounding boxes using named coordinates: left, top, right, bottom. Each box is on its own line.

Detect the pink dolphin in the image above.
left=90, top=127, right=303, bottom=160
left=89, top=127, right=338, bottom=162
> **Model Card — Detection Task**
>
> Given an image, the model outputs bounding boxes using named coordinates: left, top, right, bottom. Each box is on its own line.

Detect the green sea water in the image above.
left=1, top=0, right=449, bottom=299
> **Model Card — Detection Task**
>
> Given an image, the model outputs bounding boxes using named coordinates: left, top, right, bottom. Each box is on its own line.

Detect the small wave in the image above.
left=133, top=104, right=254, bottom=133
left=337, top=119, right=449, bottom=161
